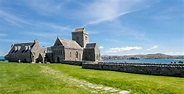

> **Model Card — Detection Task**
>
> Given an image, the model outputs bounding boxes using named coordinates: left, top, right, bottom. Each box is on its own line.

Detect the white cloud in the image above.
left=164, top=51, right=184, bottom=55
left=82, top=0, right=149, bottom=26
left=0, top=9, right=72, bottom=34
left=99, top=46, right=104, bottom=49
left=23, top=0, right=67, bottom=16
left=0, top=10, right=31, bottom=26
left=39, top=22, right=72, bottom=32
left=85, top=10, right=137, bottom=26
left=147, top=45, right=158, bottom=50
left=106, top=46, right=142, bottom=53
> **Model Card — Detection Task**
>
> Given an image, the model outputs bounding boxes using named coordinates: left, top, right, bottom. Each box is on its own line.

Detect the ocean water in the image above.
left=104, top=59, right=184, bottom=64
left=0, top=56, right=183, bottom=64
left=0, top=56, right=4, bottom=59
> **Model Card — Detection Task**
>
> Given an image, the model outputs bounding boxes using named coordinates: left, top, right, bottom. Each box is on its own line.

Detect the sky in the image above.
left=0, top=0, right=184, bottom=56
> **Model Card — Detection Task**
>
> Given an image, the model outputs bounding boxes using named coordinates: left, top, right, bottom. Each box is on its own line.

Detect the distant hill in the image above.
left=102, top=53, right=184, bottom=60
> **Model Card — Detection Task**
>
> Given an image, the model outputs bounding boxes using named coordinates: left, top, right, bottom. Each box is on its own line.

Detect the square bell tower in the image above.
left=72, top=28, right=89, bottom=48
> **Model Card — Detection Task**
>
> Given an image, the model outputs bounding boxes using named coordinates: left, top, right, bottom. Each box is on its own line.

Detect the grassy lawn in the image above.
left=0, top=62, right=184, bottom=94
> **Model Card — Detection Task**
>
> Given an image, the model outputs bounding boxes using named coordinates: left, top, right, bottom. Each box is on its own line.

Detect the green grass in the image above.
left=0, top=62, right=184, bottom=94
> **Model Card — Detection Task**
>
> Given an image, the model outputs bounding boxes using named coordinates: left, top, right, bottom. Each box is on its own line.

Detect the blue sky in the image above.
left=0, top=0, right=184, bottom=56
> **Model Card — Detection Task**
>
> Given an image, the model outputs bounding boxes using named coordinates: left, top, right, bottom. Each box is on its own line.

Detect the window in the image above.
left=14, top=46, right=18, bottom=53
left=85, top=36, right=88, bottom=40
left=70, top=52, right=72, bottom=57
left=77, top=37, right=79, bottom=41
left=28, top=46, right=31, bottom=50
left=25, top=46, right=28, bottom=51
left=25, top=46, right=30, bottom=53
left=76, top=51, right=78, bottom=58
left=18, top=46, right=21, bottom=50
left=15, top=46, right=18, bottom=51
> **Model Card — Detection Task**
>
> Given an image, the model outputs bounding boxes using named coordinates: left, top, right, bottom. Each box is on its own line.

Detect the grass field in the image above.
left=0, top=62, right=183, bottom=94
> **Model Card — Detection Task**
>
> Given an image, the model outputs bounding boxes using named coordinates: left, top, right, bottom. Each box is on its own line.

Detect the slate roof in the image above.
left=11, top=42, right=34, bottom=53
left=58, top=38, right=82, bottom=49
left=74, top=28, right=86, bottom=32
left=86, top=43, right=96, bottom=48
left=13, top=42, right=34, bottom=47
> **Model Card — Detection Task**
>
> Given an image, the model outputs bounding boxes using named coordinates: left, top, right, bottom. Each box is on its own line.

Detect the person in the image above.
left=18, top=59, right=21, bottom=63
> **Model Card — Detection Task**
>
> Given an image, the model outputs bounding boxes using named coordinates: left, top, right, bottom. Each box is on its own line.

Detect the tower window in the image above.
left=85, top=36, right=88, bottom=40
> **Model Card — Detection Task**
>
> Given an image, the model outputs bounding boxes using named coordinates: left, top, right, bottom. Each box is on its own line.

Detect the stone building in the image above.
left=5, top=40, right=47, bottom=63
left=83, top=43, right=101, bottom=61
left=5, top=27, right=102, bottom=63
left=48, top=27, right=102, bottom=63
left=50, top=38, right=83, bottom=63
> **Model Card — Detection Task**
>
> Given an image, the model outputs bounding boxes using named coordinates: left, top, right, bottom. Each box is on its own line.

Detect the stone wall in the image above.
left=82, top=63, right=184, bottom=77
left=61, top=60, right=83, bottom=66
left=64, top=48, right=83, bottom=61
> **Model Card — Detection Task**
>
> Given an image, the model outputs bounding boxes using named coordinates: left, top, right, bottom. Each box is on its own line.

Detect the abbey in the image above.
left=5, top=28, right=102, bottom=63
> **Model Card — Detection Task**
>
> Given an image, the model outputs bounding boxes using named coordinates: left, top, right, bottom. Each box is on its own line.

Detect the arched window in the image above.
left=70, top=52, right=72, bottom=57
left=76, top=51, right=78, bottom=58
left=85, top=36, right=88, bottom=40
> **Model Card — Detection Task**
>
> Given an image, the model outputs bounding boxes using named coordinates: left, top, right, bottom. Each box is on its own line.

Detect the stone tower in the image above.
left=72, top=28, right=89, bottom=48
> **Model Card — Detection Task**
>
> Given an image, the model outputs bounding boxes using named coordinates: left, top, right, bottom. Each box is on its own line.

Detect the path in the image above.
left=40, top=66, right=130, bottom=94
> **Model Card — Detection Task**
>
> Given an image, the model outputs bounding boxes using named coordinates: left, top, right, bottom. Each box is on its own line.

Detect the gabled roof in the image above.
left=10, top=42, right=34, bottom=53
left=57, top=38, right=82, bottom=49
left=13, top=42, right=34, bottom=47
left=86, top=43, right=96, bottom=48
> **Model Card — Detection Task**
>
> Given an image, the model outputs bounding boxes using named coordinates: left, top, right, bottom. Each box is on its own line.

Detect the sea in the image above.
left=0, top=56, right=183, bottom=64
left=0, top=56, right=4, bottom=59
left=104, top=59, right=184, bottom=64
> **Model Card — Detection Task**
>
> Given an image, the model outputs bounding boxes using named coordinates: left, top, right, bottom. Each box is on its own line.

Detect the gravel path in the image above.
left=41, top=66, right=130, bottom=94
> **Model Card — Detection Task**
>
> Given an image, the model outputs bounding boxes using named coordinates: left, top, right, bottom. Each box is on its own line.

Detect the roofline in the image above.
left=13, top=42, right=34, bottom=45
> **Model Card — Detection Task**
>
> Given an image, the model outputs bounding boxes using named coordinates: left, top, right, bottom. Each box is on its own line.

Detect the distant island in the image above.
left=102, top=53, right=184, bottom=60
